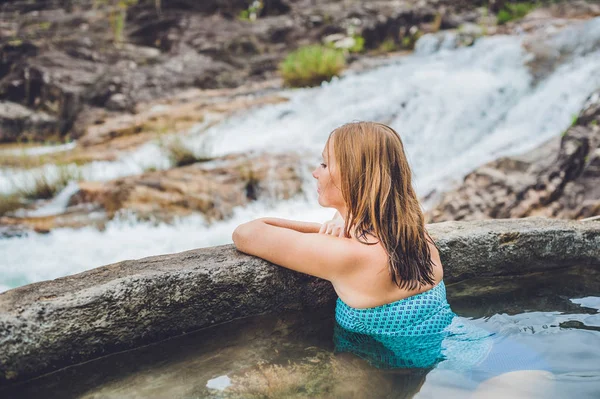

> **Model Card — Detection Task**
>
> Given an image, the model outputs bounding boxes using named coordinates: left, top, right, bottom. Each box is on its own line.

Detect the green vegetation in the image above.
left=571, top=114, right=579, bottom=127
left=2, top=166, right=83, bottom=209
left=349, top=35, right=365, bottom=53
left=377, top=39, right=398, bottom=53
left=20, top=166, right=83, bottom=200
left=239, top=0, right=264, bottom=21
left=37, top=21, right=52, bottom=30
left=95, top=0, right=139, bottom=44
left=0, top=194, right=24, bottom=216
left=432, top=13, right=443, bottom=33
left=161, top=137, right=212, bottom=167
left=400, top=30, right=423, bottom=50
left=497, top=2, right=539, bottom=25
left=0, top=164, right=83, bottom=216
left=279, top=45, right=346, bottom=88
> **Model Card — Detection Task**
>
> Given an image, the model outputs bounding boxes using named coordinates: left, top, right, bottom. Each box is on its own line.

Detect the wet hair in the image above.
left=327, top=121, right=436, bottom=290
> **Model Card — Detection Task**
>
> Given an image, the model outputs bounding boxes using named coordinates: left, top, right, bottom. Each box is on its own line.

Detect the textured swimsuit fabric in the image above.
left=334, top=281, right=550, bottom=377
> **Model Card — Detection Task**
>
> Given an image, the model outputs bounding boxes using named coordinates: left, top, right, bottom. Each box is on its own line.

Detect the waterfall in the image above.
left=1, top=18, right=600, bottom=292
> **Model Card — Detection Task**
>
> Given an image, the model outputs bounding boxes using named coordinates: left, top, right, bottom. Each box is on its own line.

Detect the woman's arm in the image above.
left=260, top=217, right=321, bottom=234
left=232, top=218, right=364, bottom=281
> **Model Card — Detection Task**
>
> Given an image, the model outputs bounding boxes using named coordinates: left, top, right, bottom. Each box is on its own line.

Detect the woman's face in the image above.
left=312, top=138, right=345, bottom=210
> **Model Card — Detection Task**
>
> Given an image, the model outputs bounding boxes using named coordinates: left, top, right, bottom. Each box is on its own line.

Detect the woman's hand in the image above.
left=319, top=216, right=346, bottom=238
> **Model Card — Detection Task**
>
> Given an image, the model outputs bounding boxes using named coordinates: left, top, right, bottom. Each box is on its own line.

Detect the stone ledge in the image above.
left=1, top=217, right=599, bottom=384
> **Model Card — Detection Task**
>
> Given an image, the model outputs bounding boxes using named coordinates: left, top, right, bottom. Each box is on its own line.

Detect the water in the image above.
left=2, top=18, right=600, bottom=292
left=2, top=265, right=599, bottom=398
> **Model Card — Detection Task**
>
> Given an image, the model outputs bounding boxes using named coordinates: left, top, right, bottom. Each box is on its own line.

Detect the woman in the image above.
left=232, top=121, right=443, bottom=310
left=232, top=122, right=552, bottom=397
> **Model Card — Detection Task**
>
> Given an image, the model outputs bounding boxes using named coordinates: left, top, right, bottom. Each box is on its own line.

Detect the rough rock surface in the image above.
left=68, top=151, right=307, bottom=221
left=0, top=217, right=598, bottom=384
left=428, top=89, right=600, bottom=222
left=0, top=86, right=287, bottom=168
left=0, top=150, right=309, bottom=231
left=0, top=0, right=501, bottom=143
left=0, top=101, right=60, bottom=142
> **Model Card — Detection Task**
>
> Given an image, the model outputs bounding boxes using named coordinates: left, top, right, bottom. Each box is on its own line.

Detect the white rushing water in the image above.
left=0, top=142, right=171, bottom=195
left=2, top=18, right=600, bottom=292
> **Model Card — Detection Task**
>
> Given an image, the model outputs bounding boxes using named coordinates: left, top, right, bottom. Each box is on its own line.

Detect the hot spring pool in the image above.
left=2, top=264, right=600, bottom=399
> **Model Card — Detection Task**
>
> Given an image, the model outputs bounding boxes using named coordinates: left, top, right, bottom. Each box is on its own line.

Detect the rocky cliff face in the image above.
left=428, top=89, right=600, bottom=222
left=0, top=0, right=497, bottom=143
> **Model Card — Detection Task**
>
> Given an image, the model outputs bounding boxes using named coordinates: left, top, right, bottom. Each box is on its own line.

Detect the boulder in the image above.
left=0, top=101, right=60, bottom=142
left=0, top=217, right=598, bottom=384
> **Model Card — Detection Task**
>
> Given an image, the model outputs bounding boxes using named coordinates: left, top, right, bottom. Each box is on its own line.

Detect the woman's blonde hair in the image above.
left=327, top=121, right=436, bottom=290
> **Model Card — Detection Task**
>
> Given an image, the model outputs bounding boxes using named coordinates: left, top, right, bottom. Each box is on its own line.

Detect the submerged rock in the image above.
left=0, top=218, right=598, bottom=384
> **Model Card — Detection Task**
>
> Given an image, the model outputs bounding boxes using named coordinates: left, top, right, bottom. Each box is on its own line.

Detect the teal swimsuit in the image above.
left=334, top=281, right=456, bottom=369
left=334, top=280, right=550, bottom=378
left=335, top=281, right=453, bottom=337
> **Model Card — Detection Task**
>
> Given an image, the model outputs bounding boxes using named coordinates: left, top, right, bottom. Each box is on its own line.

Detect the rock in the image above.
left=78, top=89, right=287, bottom=147
left=0, top=225, right=28, bottom=239
left=428, top=89, right=600, bottom=223
left=105, top=93, right=131, bottom=112
left=323, top=33, right=347, bottom=44
left=1, top=0, right=521, bottom=143
left=68, top=152, right=307, bottom=222
left=2, top=1, right=599, bottom=144
left=333, top=36, right=357, bottom=50
left=0, top=203, right=108, bottom=233
left=0, top=217, right=598, bottom=384
left=0, top=101, right=60, bottom=143
left=1, top=50, right=98, bottom=137
left=458, top=22, right=483, bottom=37
left=522, top=18, right=600, bottom=83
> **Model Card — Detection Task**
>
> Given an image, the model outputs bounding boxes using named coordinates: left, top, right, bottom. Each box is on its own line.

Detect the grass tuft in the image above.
left=0, top=194, right=25, bottom=216
left=279, top=45, right=346, bottom=88
left=161, top=137, right=212, bottom=167
left=377, top=39, right=398, bottom=53
left=497, top=2, right=538, bottom=25
left=19, top=166, right=83, bottom=200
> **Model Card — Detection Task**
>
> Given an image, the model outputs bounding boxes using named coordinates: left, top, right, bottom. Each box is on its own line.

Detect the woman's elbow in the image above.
left=233, top=219, right=267, bottom=252
left=232, top=222, right=253, bottom=252
left=232, top=225, right=244, bottom=249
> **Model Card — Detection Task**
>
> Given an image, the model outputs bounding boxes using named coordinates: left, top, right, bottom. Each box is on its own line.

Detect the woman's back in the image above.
left=332, top=233, right=444, bottom=309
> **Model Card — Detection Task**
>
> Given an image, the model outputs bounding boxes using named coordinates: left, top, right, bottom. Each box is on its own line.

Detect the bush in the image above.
left=279, top=45, right=346, bottom=88
left=497, top=2, right=538, bottom=25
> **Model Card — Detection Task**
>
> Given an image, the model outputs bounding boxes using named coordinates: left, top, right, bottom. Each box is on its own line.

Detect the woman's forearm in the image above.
left=260, top=217, right=321, bottom=234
